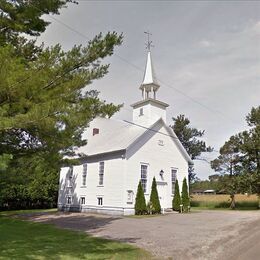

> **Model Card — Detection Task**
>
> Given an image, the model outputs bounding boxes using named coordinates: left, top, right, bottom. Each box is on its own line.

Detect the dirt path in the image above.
left=26, top=210, right=260, bottom=259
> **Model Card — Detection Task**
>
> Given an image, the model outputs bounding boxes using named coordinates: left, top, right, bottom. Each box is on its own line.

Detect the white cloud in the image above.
left=199, top=40, right=213, bottom=48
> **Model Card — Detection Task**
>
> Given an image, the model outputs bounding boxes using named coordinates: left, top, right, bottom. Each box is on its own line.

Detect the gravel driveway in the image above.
left=27, top=210, right=260, bottom=260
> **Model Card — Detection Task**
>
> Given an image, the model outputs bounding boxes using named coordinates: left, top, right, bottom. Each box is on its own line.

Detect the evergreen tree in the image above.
left=135, top=181, right=147, bottom=215
left=181, top=177, right=190, bottom=212
left=172, top=179, right=181, bottom=212
left=170, top=115, right=213, bottom=183
left=0, top=0, right=123, bottom=210
left=149, top=177, right=161, bottom=214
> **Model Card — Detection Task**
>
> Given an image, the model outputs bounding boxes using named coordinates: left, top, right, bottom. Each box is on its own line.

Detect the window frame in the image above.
left=97, top=197, right=103, bottom=206
left=171, top=168, right=178, bottom=195
left=82, top=163, right=87, bottom=187
left=139, top=107, right=144, bottom=116
left=67, top=167, right=73, bottom=187
left=98, top=161, right=105, bottom=186
left=66, top=196, right=72, bottom=205
left=140, top=164, right=148, bottom=193
left=80, top=196, right=86, bottom=205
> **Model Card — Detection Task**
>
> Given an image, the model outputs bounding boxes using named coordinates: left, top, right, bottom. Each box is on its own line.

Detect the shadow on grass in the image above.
left=0, top=217, right=148, bottom=260
left=25, top=213, right=124, bottom=234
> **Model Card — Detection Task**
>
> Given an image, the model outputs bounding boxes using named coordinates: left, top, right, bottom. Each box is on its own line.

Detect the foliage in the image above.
left=172, top=179, right=181, bottom=212
left=135, top=181, right=147, bottom=215
left=211, top=106, right=260, bottom=208
left=181, top=177, right=190, bottom=212
left=211, top=136, right=241, bottom=175
left=0, top=153, right=59, bottom=210
left=0, top=35, right=122, bottom=159
left=0, top=1, right=123, bottom=210
left=0, top=153, right=12, bottom=171
left=171, top=114, right=213, bottom=183
left=0, top=0, right=72, bottom=60
left=148, top=177, right=161, bottom=214
left=0, top=216, right=150, bottom=259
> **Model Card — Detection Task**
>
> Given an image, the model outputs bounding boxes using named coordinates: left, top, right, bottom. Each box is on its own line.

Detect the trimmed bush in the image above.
left=135, top=181, right=147, bottom=215
left=181, top=177, right=190, bottom=212
left=172, top=179, right=181, bottom=212
left=149, top=177, right=161, bottom=214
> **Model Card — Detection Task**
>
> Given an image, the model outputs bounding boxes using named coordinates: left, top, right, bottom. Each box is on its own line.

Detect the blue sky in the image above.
left=38, top=1, right=260, bottom=179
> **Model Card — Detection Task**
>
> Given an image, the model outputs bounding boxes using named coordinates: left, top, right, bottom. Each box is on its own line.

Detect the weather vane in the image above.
left=144, top=31, right=154, bottom=51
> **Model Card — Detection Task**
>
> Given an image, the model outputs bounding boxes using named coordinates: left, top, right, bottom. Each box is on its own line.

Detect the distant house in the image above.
left=191, top=189, right=205, bottom=195
left=58, top=50, right=192, bottom=215
left=192, top=189, right=216, bottom=195
left=203, top=190, right=216, bottom=195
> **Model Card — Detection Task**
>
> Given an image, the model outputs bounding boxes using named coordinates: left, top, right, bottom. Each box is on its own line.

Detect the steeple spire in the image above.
left=140, top=40, right=160, bottom=99
left=131, top=36, right=169, bottom=127
left=142, top=51, right=159, bottom=86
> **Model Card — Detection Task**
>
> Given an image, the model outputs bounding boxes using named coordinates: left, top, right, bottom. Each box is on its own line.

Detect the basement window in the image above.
left=66, top=196, right=72, bottom=205
left=80, top=197, right=85, bottom=205
left=97, top=197, right=103, bottom=206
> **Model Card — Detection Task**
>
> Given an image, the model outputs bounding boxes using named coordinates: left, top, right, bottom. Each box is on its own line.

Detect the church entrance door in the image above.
left=156, top=181, right=167, bottom=212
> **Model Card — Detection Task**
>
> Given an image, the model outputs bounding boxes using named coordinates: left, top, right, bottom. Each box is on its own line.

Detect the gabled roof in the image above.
left=76, top=117, right=193, bottom=164
left=76, top=117, right=146, bottom=156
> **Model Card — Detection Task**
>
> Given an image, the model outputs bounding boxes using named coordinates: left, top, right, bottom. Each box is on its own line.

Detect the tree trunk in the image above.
left=230, top=194, right=236, bottom=209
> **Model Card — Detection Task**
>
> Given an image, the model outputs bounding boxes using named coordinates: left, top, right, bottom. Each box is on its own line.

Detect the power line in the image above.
left=31, top=4, right=236, bottom=124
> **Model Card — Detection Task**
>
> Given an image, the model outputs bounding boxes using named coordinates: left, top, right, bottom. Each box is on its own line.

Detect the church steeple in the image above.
left=140, top=51, right=160, bottom=99
left=131, top=35, right=169, bottom=127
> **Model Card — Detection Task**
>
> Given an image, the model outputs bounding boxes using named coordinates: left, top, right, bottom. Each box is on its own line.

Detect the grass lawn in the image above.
left=0, top=215, right=151, bottom=260
left=190, top=194, right=259, bottom=210
left=0, top=208, right=58, bottom=217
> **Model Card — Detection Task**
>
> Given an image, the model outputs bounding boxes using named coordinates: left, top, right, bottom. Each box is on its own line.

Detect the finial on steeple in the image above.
left=144, top=31, right=154, bottom=51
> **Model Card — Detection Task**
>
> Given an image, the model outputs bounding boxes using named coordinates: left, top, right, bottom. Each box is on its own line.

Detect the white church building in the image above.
left=58, top=50, right=192, bottom=215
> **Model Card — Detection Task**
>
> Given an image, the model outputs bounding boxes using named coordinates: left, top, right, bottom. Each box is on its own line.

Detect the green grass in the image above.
left=0, top=208, right=58, bottom=217
left=190, top=200, right=259, bottom=210
left=0, top=216, right=151, bottom=260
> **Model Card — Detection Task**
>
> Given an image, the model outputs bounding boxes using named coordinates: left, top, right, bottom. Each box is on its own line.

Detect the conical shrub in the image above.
left=135, top=180, right=147, bottom=215
left=181, top=177, right=190, bottom=212
left=149, top=177, right=161, bottom=214
left=172, top=179, right=181, bottom=212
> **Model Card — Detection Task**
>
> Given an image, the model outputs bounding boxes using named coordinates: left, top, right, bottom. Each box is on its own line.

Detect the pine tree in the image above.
left=172, top=179, right=181, bottom=212
left=170, top=114, right=213, bottom=183
left=135, top=181, right=147, bottom=215
left=149, top=177, right=161, bottom=214
left=181, top=177, right=190, bottom=212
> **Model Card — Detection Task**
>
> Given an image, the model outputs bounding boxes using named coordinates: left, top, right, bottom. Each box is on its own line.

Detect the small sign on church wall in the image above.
left=158, top=140, right=164, bottom=146
left=127, top=190, right=134, bottom=204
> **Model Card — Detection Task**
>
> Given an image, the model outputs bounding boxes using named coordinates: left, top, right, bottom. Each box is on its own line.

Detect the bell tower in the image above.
left=131, top=33, right=169, bottom=127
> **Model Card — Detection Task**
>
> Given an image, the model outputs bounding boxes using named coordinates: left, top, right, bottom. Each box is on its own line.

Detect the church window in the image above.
left=99, top=162, right=104, bottom=185
left=82, top=164, right=87, bottom=186
left=141, top=164, right=148, bottom=193
left=67, top=167, right=73, bottom=187
left=139, top=108, right=144, bottom=116
left=171, top=168, right=177, bottom=194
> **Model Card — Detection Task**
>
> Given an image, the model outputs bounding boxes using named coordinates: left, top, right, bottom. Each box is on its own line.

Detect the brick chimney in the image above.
left=93, top=128, right=99, bottom=136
